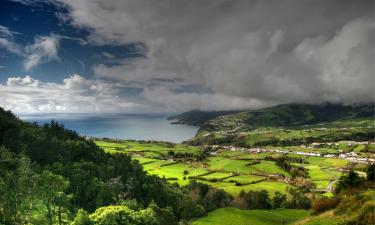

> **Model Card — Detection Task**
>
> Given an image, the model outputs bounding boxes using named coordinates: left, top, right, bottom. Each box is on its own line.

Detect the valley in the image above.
left=92, top=104, right=374, bottom=224
left=1, top=104, right=373, bottom=225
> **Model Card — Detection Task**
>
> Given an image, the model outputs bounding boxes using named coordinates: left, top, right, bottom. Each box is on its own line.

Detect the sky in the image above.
left=0, top=0, right=374, bottom=115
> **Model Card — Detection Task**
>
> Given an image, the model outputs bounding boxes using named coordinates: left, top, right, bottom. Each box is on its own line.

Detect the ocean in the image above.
left=20, top=113, right=199, bottom=143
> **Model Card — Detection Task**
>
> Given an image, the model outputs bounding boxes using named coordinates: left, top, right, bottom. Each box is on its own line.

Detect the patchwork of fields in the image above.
left=95, top=139, right=349, bottom=196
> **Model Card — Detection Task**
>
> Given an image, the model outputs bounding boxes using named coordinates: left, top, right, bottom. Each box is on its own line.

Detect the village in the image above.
left=206, top=141, right=375, bottom=164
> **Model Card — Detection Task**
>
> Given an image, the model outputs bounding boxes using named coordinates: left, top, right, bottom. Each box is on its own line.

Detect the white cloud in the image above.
left=0, top=75, right=145, bottom=114
left=0, top=25, right=61, bottom=70
left=102, top=52, right=115, bottom=59
left=0, top=25, right=23, bottom=55
left=0, top=25, right=19, bottom=38
left=7, top=75, right=39, bottom=87
left=8, top=0, right=44, bottom=6
left=24, top=35, right=60, bottom=71
left=0, top=38, right=23, bottom=55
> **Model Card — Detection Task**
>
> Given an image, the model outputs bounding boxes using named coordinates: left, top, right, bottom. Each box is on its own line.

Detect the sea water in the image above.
left=20, top=113, right=199, bottom=143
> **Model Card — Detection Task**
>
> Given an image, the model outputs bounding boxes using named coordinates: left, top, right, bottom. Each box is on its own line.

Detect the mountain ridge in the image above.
left=169, top=103, right=374, bottom=128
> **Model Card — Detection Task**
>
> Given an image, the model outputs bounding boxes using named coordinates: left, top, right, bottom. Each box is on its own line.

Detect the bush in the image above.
left=312, top=197, right=339, bottom=214
left=88, top=206, right=158, bottom=225
left=240, top=190, right=271, bottom=209
left=335, top=170, right=363, bottom=193
left=71, top=209, right=91, bottom=225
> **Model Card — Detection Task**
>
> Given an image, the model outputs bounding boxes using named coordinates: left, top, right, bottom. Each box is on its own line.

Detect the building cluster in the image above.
left=206, top=143, right=375, bottom=164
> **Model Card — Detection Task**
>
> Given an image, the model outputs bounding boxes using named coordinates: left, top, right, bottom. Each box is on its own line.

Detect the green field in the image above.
left=142, top=160, right=210, bottom=185
left=95, top=139, right=351, bottom=196
left=95, top=139, right=201, bottom=156
left=289, top=156, right=346, bottom=190
left=222, top=181, right=290, bottom=196
left=207, top=157, right=253, bottom=174
left=192, top=208, right=310, bottom=225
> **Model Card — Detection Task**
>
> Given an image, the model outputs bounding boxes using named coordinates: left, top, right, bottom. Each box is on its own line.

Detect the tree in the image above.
left=71, top=209, right=91, bottom=225
left=286, top=188, right=311, bottom=209
left=88, top=206, right=158, bottom=225
left=0, top=147, right=38, bottom=225
left=241, top=190, right=271, bottom=209
left=335, top=170, right=362, bottom=193
left=271, top=192, right=287, bottom=209
left=365, top=164, right=374, bottom=181
left=38, top=170, right=71, bottom=225
left=148, top=201, right=178, bottom=225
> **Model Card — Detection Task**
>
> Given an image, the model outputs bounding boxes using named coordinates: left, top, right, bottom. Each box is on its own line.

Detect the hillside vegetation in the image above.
left=170, top=103, right=373, bottom=128
left=192, top=208, right=310, bottom=225
left=296, top=182, right=374, bottom=225
left=201, top=103, right=373, bottom=130
left=0, top=108, right=235, bottom=225
left=1, top=104, right=374, bottom=225
left=167, top=110, right=240, bottom=126
left=185, top=104, right=374, bottom=148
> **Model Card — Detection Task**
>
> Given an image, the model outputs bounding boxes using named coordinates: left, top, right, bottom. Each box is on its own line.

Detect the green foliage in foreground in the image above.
left=192, top=208, right=310, bottom=225
left=301, top=184, right=374, bottom=225
left=0, top=108, right=233, bottom=225
left=71, top=206, right=158, bottom=225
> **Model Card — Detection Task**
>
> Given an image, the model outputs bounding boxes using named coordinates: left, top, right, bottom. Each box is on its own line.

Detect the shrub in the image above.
left=312, top=197, right=339, bottom=214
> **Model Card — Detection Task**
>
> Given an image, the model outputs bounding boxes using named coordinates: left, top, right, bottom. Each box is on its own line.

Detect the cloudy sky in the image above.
left=0, top=0, right=374, bottom=114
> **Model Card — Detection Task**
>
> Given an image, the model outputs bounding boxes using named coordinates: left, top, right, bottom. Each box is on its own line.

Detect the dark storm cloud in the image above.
left=52, top=0, right=373, bottom=110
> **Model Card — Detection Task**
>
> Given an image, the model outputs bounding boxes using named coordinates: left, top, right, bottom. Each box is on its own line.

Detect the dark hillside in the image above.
left=167, top=110, right=240, bottom=126
left=0, top=108, right=233, bottom=225
left=244, top=103, right=374, bottom=127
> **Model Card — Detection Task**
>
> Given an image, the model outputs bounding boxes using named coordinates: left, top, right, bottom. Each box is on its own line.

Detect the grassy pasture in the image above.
left=143, top=160, right=211, bottom=185
left=95, top=139, right=349, bottom=197
left=192, top=208, right=310, bottom=225
left=207, top=157, right=253, bottom=174
left=95, top=139, right=201, bottom=155
left=251, top=160, right=290, bottom=177
left=222, top=181, right=290, bottom=196
left=305, top=157, right=348, bottom=168
left=224, top=174, right=265, bottom=183
left=200, top=172, right=232, bottom=180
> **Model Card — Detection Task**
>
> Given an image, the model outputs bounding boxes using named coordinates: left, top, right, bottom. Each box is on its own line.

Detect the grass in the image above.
left=201, top=172, right=232, bottom=179
left=132, top=157, right=157, bottom=164
left=305, top=157, right=348, bottom=168
left=144, top=161, right=210, bottom=185
left=208, top=157, right=253, bottom=174
left=192, top=208, right=311, bottom=225
left=224, top=174, right=264, bottom=183
left=95, top=139, right=201, bottom=155
left=305, top=166, right=337, bottom=181
left=251, top=161, right=290, bottom=177
left=294, top=211, right=343, bottom=225
left=221, top=181, right=290, bottom=196
left=313, top=180, right=329, bottom=190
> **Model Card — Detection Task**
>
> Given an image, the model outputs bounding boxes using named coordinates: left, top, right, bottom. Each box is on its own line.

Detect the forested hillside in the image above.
left=0, top=108, right=232, bottom=225
left=170, top=103, right=374, bottom=128
left=167, top=110, right=240, bottom=126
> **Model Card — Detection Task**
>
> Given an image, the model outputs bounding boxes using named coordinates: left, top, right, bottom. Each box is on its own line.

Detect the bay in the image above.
left=20, top=113, right=199, bottom=143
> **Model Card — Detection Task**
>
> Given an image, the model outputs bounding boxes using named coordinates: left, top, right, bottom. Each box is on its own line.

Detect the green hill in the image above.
left=204, top=103, right=374, bottom=130
left=192, top=208, right=310, bottom=225
left=167, top=110, right=240, bottom=126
